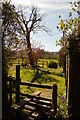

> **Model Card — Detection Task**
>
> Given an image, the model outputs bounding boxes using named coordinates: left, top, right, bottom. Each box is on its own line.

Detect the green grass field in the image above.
left=8, top=58, right=68, bottom=118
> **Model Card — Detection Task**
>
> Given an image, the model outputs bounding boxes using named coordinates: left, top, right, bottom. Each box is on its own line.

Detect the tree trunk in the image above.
left=26, top=34, right=34, bottom=67
left=68, top=37, right=80, bottom=120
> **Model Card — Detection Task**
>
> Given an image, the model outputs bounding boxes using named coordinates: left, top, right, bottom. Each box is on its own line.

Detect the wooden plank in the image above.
left=11, top=91, right=41, bottom=111
left=27, top=94, right=52, bottom=102
left=25, top=101, right=52, bottom=112
left=8, top=90, right=52, bottom=103
left=20, top=82, right=52, bottom=89
left=24, top=105, right=35, bottom=111
left=30, top=99, right=52, bottom=107
left=24, top=106, right=39, bottom=119
left=11, top=97, right=30, bottom=110
left=31, top=91, right=41, bottom=96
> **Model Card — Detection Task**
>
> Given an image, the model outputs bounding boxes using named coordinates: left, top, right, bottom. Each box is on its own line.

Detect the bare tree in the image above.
left=17, top=6, right=50, bottom=67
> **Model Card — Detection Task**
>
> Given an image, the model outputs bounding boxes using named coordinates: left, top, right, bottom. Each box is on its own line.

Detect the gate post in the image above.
left=52, top=84, right=57, bottom=115
left=16, top=65, right=20, bottom=103
left=42, top=62, right=44, bottom=68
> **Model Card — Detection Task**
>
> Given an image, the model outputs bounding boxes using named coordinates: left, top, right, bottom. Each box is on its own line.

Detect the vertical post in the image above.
left=16, top=65, right=20, bottom=103
left=9, top=76, right=12, bottom=107
left=42, top=62, right=44, bottom=68
left=52, top=84, right=57, bottom=115
left=36, top=61, right=37, bottom=66
left=47, top=61, right=48, bottom=67
left=66, top=55, right=68, bottom=99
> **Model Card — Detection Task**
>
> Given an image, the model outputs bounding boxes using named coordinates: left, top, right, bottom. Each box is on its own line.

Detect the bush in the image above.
left=48, top=61, right=58, bottom=69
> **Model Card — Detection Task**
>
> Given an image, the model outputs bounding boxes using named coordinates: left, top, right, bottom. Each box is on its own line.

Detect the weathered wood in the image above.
left=36, top=61, right=37, bottom=66
left=11, top=91, right=41, bottom=119
left=11, top=97, right=30, bottom=110
left=47, top=61, right=48, bottom=67
left=25, top=101, right=52, bottom=111
left=24, top=105, right=35, bottom=111
left=7, top=90, right=52, bottom=103
left=31, top=99, right=52, bottom=107
left=42, top=62, right=44, bottom=68
left=30, top=91, right=41, bottom=97
left=20, top=82, right=52, bottom=89
left=16, top=65, right=21, bottom=103
left=52, top=84, right=57, bottom=115
left=11, top=91, right=41, bottom=111
left=24, top=105, right=38, bottom=119
left=27, top=94, right=52, bottom=102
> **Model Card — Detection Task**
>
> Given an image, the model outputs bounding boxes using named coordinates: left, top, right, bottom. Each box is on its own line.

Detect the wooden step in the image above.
left=11, top=91, right=41, bottom=111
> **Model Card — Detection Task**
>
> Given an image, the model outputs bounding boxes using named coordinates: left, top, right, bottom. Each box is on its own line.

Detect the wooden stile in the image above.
left=16, top=65, right=21, bottom=103
left=8, top=65, right=58, bottom=119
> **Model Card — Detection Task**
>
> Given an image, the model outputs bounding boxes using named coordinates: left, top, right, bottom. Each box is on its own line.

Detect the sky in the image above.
left=11, top=0, right=78, bottom=52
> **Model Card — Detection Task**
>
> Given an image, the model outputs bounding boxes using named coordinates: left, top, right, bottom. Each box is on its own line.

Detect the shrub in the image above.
left=48, top=61, right=58, bottom=69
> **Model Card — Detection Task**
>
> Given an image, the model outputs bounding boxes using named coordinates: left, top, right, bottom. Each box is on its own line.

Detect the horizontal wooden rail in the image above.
left=7, top=90, right=52, bottom=102
left=8, top=77, right=52, bottom=89
left=27, top=94, right=52, bottom=102
left=20, top=82, right=52, bottom=89
left=24, top=101, right=52, bottom=111
left=30, top=99, right=52, bottom=107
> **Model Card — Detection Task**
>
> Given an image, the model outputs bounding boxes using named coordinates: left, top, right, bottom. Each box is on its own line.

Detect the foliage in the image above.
left=56, top=1, right=79, bottom=48
left=56, top=2, right=80, bottom=118
left=2, top=1, right=23, bottom=71
left=2, top=0, right=18, bottom=104
left=58, top=47, right=66, bottom=73
left=43, top=51, right=58, bottom=59
left=2, top=1, right=22, bottom=51
left=2, top=1, right=22, bottom=117
left=31, top=40, right=45, bottom=64
left=56, top=1, right=79, bottom=74
left=48, top=61, right=58, bottom=69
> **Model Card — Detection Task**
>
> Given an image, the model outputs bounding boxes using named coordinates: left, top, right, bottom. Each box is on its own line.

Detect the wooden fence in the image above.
left=12, top=60, right=49, bottom=68
left=8, top=65, right=57, bottom=114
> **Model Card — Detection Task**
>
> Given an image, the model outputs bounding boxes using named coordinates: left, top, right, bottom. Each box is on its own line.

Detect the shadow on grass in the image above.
left=31, top=69, right=60, bottom=84
left=53, top=72, right=65, bottom=77
left=31, top=70, right=42, bottom=84
left=46, top=70, right=64, bottom=77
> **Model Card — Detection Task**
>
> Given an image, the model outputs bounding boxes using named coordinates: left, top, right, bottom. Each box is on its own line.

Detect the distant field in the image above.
left=8, top=58, right=67, bottom=117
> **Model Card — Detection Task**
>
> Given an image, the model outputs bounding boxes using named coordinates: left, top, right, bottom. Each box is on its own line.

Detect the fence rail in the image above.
left=11, top=60, right=49, bottom=68
left=20, top=82, right=52, bottom=89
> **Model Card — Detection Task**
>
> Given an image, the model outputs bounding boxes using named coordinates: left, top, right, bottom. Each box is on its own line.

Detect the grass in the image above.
left=8, top=58, right=66, bottom=96
left=8, top=58, right=68, bottom=118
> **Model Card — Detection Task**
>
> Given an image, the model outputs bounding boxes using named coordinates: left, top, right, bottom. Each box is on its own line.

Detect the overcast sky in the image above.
left=11, top=0, right=78, bottom=52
